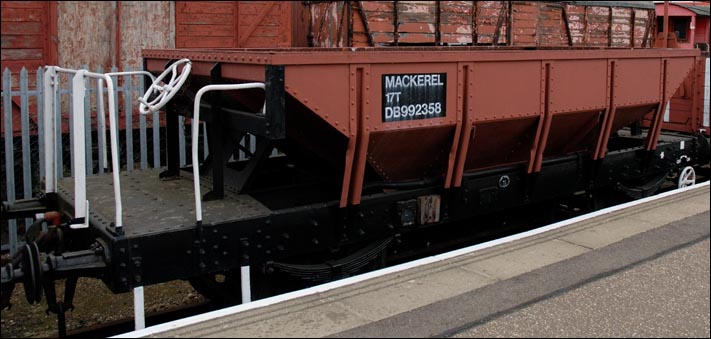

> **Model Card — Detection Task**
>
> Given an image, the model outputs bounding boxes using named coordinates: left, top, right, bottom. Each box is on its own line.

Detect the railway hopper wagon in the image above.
left=1, top=1, right=710, bottom=335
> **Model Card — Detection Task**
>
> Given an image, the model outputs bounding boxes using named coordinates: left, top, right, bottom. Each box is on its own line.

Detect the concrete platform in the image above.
left=117, top=182, right=710, bottom=338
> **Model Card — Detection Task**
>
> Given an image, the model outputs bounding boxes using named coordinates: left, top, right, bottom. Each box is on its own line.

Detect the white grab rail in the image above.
left=42, top=67, right=155, bottom=230
left=97, top=71, right=157, bottom=170
left=191, top=83, right=266, bottom=224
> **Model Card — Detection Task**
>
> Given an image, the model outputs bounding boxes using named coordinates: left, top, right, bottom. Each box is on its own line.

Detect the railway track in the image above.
left=61, top=301, right=221, bottom=339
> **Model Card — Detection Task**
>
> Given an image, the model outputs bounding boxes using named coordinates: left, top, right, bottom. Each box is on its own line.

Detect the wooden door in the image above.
left=175, top=1, right=295, bottom=48
left=1, top=1, right=57, bottom=72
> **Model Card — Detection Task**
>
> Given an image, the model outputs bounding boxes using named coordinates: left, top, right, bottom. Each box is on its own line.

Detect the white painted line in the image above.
left=113, top=181, right=710, bottom=338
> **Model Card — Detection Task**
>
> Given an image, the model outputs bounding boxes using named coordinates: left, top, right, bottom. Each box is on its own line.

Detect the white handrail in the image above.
left=97, top=71, right=157, bottom=170
left=82, top=70, right=124, bottom=229
left=43, top=66, right=124, bottom=229
left=192, top=83, right=266, bottom=223
left=105, top=71, right=157, bottom=79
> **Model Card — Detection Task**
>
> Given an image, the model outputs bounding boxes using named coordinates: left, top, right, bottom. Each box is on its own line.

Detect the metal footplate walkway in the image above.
left=116, top=182, right=710, bottom=338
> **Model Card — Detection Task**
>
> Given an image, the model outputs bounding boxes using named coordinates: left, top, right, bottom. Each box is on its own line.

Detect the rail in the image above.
left=43, top=67, right=156, bottom=230
left=191, top=83, right=266, bottom=224
left=100, top=71, right=158, bottom=170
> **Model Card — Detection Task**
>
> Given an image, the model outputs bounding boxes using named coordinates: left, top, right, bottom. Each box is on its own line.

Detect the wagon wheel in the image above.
left=678, top=166, right=696, bottom=188
left=138, top=59, right=192, bottom=115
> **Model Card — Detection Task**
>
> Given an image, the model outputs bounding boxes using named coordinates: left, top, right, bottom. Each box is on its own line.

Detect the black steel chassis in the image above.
left=6, top=130, right=704, bottom=296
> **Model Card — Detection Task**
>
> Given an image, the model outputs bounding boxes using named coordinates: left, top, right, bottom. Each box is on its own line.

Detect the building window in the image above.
left=658, top=17, right=691, bottom=41
left=673, top=18, right=690, bottom=41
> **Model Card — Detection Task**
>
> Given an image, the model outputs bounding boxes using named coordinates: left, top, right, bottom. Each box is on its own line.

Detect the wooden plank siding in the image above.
left=307, top=1, right=656, bottom=48
left=1, top=1, right=57, bottom=137
left=175, top=1, right=295, bottom=49
left=1, top=1, right=57, bottom=72
left=0, top=1, right=661, bottom=71
left=439, top=1, right=473, bottom=45
left=175, top=1, right=238, bottom=48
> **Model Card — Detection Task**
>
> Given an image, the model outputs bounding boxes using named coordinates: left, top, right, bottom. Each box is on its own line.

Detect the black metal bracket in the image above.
left=160, top=59, right=182, bottom=180
left=228, top=137, right=275, bottom=194
left=203, top=63, right=226, bottom=200
left=221, top=65, right=286, bottom=140
left=199, top=65, right=285, bottom=198
left=617, top=172, right=668, bottom=199
left=43, top=275, right=78, bottom=338
left=0, top=197, right=49, bottom=220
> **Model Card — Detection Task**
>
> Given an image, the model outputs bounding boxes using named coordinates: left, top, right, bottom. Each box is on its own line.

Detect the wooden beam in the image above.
left=238, top=2, right=276, bottom=46
left=492, top=1, right=507, bottom=45
left=562, top=4, right=573, bottom=46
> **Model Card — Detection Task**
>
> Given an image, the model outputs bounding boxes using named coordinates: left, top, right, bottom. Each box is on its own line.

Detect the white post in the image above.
left=192, top=83, right=265, bottom=223
left=97, top=79, right=108, bottom=170
left=71, top=71, right=88, bottom=229
left=241, top=265, right=251, bottom=303
left=43, top=67, right=57, bottom=193
left=133, top=286, right=145, bottom=330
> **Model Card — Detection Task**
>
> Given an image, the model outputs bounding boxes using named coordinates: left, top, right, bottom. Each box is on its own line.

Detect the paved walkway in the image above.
left=452, top=237, right=709, bottom=338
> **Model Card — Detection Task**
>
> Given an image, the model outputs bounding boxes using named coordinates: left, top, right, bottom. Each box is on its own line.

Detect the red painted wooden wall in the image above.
left=1, top=1, right=57, bottom=72
left=175, top=1, right=301, bottom=48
